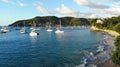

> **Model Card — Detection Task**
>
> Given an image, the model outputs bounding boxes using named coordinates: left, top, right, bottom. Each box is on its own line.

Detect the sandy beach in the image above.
left=91, top=26, right=120, bottom=37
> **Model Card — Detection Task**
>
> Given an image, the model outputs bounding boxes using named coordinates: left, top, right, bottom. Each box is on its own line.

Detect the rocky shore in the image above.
left=91, top=26, right=117, bottom=67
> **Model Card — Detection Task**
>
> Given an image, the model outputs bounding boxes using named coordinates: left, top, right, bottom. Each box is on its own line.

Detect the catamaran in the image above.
left=55, top=19, right=64, bottom=33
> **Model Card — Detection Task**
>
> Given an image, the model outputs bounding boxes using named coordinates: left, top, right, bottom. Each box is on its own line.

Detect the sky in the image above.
left=0, top=0, right=120, bottom=26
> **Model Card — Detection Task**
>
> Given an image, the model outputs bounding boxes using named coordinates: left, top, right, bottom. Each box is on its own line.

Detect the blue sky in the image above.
left=0, top=0, right=120, bottom=26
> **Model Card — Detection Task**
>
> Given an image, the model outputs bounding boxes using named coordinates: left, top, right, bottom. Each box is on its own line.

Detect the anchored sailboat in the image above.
left=20, top=21, right=26, bottom=34
left=55, top=19, right=64, bottom=33
left=47, top=22, right=52, bottom=32
left=0, top=26, right=10, bottom=33
left=29, top=21, right=39, bottom=36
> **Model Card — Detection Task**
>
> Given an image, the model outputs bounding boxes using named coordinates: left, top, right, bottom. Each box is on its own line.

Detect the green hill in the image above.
left=9, top=16, right=90, bottom=27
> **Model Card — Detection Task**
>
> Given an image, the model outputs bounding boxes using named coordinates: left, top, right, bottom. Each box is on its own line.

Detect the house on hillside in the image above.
left=96, top=19, right=104, bottom=24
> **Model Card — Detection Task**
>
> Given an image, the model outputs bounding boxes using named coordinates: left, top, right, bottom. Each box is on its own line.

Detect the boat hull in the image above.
left=55, top=30, right=64, bottom=33
left=29, top=32, right=38, bottom=36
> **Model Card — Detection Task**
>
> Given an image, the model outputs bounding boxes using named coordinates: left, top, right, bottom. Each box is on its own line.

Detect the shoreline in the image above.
left=75, top=33, right=116, bottom=67
left=97, top=59, right=115, bottom=67
left=97, top=34, right=115, bottom=67
left=91, top=26, right=117, bottom=67
left=91, top=26, right=120, bottom=37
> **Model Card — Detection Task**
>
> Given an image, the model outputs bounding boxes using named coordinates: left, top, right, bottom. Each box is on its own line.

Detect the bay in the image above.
left=0, top=27, right=106, bottom=67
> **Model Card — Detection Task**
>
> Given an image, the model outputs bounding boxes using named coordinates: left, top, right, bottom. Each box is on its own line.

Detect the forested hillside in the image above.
left=9, top=16, right=90, bottom=27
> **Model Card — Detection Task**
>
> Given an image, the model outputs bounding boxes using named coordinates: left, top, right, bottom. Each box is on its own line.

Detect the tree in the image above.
left=112, top=36, right=120, bottom=66
left=113, top=23, right=120, bottom=33
left=70, top=18, right=81, bottom=26
left=94, top=23, right=103, bottom=29
left=114, top=36, right=120, bottom=46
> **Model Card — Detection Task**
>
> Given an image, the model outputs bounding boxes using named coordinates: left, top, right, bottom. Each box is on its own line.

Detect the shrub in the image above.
left=113, top=23, right=120, bottom=33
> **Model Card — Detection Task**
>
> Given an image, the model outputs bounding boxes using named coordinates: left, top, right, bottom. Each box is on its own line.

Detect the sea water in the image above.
left=0, top=27, right=114, bottom=67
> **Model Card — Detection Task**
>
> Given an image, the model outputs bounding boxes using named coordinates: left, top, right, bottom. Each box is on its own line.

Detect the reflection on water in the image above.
left=47, top=31, right=52, bottom=38
left=56, top=33, right=64, bottom=40
left=30, top=36, right=38, bottom=45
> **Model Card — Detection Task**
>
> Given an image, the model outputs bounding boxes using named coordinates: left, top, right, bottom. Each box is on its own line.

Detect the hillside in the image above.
left=9, top=16, right=90, bottom=27
left=91, top=16, right=120, bottom=67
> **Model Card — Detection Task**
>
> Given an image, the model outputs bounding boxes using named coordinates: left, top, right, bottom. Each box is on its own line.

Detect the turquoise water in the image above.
left=0, top=27, right=106, bottom=67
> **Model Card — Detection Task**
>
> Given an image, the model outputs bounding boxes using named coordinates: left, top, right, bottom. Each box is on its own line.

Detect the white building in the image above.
left=96, top=19, right=103, bottom=24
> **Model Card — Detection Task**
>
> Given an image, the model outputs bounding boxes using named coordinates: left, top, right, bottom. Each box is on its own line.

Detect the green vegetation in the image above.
left=90, top=16, right=120, bottom=66
left=113, top=23, right=120, bottom=34
left=112, top=36, right=120, bottom=66
left=90, top=16, right=120, bottom=31
left=9, top=16, right=90, bottom=27
left=70, top=18, right=81, bottom=26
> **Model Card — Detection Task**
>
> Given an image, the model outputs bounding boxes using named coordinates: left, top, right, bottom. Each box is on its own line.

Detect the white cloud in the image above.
left=89, top=14, right=97, bottom=18
left=1, top=0, right=26, bottom=7
left=1, top=0, right=10, bottom=3
left=73, top=0, right=120, bottom=18
left=32, top=1, right=49, bottom=14
left=107, top=0, right=120, bottom=2
left=54, top=4, right=100, bottom=18
left=37, top=6, right=49, bottom=14
left=32, top=1, right=43, bottom=7
left=75, top=12, right=99, bottom=18
left=91, top=5, right=120, bottom=16
left=17, top=0, right=25, bottom=7
left=54, top=4, right=78, bottom=17
left=105, top=7, right=120, bottom=15
left=74, top=0, right=109, bottom=9
left=18, top=2, right=25, bottom=7
left=55, top=4, right=75, bottom=14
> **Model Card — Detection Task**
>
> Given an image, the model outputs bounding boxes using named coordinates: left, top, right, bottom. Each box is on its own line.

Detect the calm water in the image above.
left=0, top=27, right=106, bottom=67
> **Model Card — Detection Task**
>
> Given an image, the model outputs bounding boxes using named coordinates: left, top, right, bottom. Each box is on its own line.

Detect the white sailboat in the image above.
left=1, top=26, right=10, bottom=33
left=20, top=21, right=26, bottom=34
left=55, top=20, right=64, bottom=33
left=29, top=21, right=39, bottom=36
left=47, top=22, right=52, bottom=32
left=20, top=28, right=26, bottom=34
left=29, top=29, right=39, bottom=36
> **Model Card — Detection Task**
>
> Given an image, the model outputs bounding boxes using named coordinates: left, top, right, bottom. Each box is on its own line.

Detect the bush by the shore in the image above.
left=114, top=23, right=120, bottom=34
left=112, top=36, right=120, bottom=66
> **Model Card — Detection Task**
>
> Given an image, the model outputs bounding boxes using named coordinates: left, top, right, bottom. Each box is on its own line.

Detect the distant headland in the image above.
left=9, top=16, right=90, bottom=27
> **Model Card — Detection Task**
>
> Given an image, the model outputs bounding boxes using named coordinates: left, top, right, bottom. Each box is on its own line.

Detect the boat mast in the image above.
left=59, top=19, right=61, bottom=29
left=33, top=21, right=36, bottom=27
left=49, top=22, right=51, bottom=28
left=24, top=21, right=25, bottom=27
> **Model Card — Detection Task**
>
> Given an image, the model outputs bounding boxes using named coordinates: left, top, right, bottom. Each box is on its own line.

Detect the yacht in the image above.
left=47, top=28, right=52, bottom=32
left=29, top=29, right=39, bottom=36
left=55, top=20, right=64, bottom=33
left=29, top=21, right=39, bottom=36
left=20, top=28, right=26, bottom=34
left=1, top=26, right=10, bottom=33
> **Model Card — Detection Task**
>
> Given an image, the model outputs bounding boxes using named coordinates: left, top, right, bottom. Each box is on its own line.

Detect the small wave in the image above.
left=75, top=35, right=115, bottom=67
left=75, top=45, right=111, bottom=67
left=96, top=45, right=104, bottom=53
left=75, top=51, right=97, bottom=67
